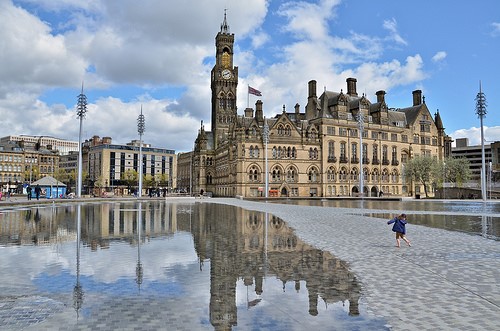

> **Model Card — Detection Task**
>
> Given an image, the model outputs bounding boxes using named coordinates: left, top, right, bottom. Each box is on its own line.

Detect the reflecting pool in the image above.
left=271, top=199, right=500, bottom=240
left=0, top=201, right=388, bottom=330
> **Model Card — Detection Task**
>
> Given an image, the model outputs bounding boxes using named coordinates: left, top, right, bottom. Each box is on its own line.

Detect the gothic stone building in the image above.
left=180, top=15, right=451, bottom=198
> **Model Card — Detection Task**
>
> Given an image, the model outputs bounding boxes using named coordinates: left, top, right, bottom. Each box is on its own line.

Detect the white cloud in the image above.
left=449, top=126, right=500, bottom=146
left=491, top=22, right=500, bottom=37
left=383, top=18, right=408, bottom=46
left=432, top=51, right=447, bottom=62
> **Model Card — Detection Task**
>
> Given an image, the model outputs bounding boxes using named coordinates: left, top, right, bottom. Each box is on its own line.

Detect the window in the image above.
left=248, top=166, right=259, bottom=182
left=328, top=141, right=335, bottom=157
left=308, top=167, right=319, bottom=182
left=327, top=166, right=336, bottom=182
left=286, top=167, right=297, bottom=182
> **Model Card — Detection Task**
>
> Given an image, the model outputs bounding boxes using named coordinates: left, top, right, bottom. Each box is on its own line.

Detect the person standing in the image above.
left=387, top=213, right=411, bottom=247
left=27, top=185, right=32, bottom=200
left=35, top=185, right=41, bottom=200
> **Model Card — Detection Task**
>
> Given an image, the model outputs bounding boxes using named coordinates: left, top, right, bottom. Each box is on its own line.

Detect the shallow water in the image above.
left=271, top=199, right=500, bottom=240
left=0, top=201, right=388, bottom=330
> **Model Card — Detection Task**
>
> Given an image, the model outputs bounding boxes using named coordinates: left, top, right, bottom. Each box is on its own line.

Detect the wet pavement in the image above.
left=1, top=196, right=499, bottom=330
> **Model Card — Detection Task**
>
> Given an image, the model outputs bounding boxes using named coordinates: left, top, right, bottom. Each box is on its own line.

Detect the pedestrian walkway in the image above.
left=213, top=198, right=500, bottom=331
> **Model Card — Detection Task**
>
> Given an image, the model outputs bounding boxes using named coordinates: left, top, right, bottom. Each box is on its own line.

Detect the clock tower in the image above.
left=211, top=11, right=238, bottom=149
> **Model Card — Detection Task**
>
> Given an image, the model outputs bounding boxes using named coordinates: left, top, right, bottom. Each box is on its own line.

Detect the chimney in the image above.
left=308, top=80, right=317, bottom=98
left=255, top=100, right=263, bottom=122
left=295, top=103, right=300, bottom=115
left=244, top=107, right=254, bottom=118
left=412, top=90, right=422, bottom=106
left=346, top=78, right=358, bottom=96
left=376, top=90, right=386, bottom=103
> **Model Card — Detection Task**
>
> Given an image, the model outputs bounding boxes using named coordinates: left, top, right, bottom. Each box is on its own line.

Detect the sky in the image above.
left=0, top=0, right=499, bottom=153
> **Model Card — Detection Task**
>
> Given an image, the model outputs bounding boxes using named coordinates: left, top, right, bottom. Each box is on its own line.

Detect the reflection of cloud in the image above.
left=0, top=233, right=199, bottom=290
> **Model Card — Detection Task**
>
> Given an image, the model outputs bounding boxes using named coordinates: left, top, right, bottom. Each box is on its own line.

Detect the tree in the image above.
left=443, top=157, right=472, bottom=195
left=403, top=156, right=439, bottom=198
left=123, top=169, right=138, bottom=188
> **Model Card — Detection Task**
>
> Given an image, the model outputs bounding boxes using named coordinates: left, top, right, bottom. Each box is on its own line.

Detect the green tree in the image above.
left=444, top=157, right=472, bottom=193
left=123, top=169, right=138, bottom=188
left=403, top=156, right=439, bottom=198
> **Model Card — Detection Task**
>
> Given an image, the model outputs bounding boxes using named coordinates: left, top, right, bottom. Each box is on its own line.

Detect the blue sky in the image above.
left=1, top=0, right=499, bottom=152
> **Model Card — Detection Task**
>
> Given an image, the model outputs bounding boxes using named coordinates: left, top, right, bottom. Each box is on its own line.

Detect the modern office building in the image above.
left=177, top=13, right=452, bottom=198
left=452, top=138, right=498, bottom=182
left=0, top=135, right=79, bottom=155
left=82, top=136, right=176, bottom=195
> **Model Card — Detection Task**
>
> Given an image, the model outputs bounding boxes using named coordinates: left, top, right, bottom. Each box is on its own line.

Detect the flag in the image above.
left=248, top=86, right=262, bottom=96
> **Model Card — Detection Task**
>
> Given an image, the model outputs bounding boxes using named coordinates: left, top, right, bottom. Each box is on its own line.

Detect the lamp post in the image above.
left=379, top=131, right=382, bottom=197
left=357, top=108, right=364, bottom=197
left=263, top=117, right=269, bottom=198
left=475, top=82, right=487, bottom=201
left=76, top=83, right=87, bottom=198
left=137, top=106, right=145, bottom=198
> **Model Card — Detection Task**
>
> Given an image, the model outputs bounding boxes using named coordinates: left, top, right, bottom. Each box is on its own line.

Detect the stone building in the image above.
left=178, top=14, right=451, bottom=198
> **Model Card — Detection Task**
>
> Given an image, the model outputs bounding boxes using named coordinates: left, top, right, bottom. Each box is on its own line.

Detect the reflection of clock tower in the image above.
left=211, top=11, right=238, bottom=149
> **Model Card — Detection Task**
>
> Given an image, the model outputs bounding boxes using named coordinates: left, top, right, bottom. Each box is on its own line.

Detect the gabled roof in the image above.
left=397, top=104, right=423, bottom=125
left=31, top=175, right=66, bottom=187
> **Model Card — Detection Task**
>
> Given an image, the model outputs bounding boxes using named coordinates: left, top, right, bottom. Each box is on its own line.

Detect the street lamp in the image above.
left=475, top=81, right=487, bottom=201
left=379, top=131, right=382, bottom=197
left=76, top=83, right=87, bottom=198
left=137, top=106, right=146, bottom=198
left=357, top=106, right=364, bottom=197
left=263, top=117, right=269, bottom=198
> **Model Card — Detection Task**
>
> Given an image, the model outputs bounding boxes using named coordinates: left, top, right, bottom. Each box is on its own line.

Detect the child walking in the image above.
left=387, top=213, right=411, bottom=247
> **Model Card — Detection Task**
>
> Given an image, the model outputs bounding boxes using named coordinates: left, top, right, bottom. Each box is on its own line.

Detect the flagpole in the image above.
left=247, top=84, right=250, bottom=108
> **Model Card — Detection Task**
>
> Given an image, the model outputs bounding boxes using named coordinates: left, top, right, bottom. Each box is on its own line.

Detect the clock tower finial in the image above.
left=221, top=9, right=230, bottom=33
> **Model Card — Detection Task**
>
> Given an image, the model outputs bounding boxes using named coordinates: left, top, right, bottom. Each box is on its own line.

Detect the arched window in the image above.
left=308, top=167, right=319, bottom=182
left=327, top=166, right=336, bottom=182
left=272, top=166, right=282, bottom=182
left=254, top=146, right=259, bottom=158
left=286, top=166, right=297, bottom=182
left=248, top=166, right=259, bottom=182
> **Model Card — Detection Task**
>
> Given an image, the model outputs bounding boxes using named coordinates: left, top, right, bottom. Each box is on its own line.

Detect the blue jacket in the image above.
left=387, top=217, right=407, bottom=234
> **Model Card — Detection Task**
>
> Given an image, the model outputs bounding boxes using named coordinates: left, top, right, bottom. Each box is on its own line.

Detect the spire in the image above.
left=434, top=109, right=444, bottom=130
left=220, top=9, right=230, bottom=33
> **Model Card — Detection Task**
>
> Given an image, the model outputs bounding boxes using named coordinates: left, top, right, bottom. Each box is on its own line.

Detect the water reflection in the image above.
left=0, top=202, right=387, bottom=330
left=73, top=204, right=84, bottom=318
left=272, top=199, right=500, bottom=240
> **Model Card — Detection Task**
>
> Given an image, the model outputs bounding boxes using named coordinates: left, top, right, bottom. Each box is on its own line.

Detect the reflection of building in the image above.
left=0, top=206, right=76, bottom=245
left=192, top=203, right=362, bottom=329
left=177, top=13, right=451, bottom=198
left=0, top=201, right=363, bottom=327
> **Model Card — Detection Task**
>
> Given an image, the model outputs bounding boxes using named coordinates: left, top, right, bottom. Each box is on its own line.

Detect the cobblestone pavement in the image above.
left=211, top=198, right=500, bottom=331
left=1, top=196, right=499, bottom=330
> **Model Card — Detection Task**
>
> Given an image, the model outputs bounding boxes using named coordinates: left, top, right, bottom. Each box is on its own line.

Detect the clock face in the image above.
left=222, top=69, right=232, bottom=79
